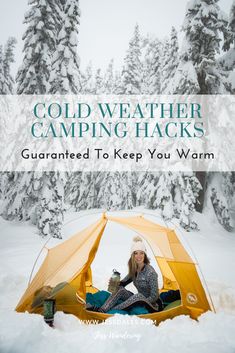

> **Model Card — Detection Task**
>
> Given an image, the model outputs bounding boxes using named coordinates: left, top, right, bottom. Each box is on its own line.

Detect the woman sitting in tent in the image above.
left=86, top=236, right=161, bottom=313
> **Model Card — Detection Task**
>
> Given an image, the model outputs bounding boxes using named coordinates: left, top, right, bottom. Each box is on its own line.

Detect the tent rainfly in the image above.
left=16, top=214, right=213, bottom=324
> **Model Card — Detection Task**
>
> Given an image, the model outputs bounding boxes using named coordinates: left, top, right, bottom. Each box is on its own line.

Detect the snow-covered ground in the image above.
left=1, top=209, right=235, bottom=353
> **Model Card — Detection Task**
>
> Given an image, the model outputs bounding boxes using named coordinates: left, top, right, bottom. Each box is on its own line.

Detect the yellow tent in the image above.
left=15, top=214, right=213, bottom=324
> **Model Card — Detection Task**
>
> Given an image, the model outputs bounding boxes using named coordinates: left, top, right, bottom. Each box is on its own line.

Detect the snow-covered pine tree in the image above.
left=229, top=0, right=235, bottom=47
left=0, top=172, right=10, bottom=202
left=36, top=172, right=65, bottom=238
left=0, top=39, right=16, bottom=200
left=2, top=171, right=67, bottom=238
left=160, top=39, right=170, bottom=93
left=0, top=38, right=17, bottom=213
left=32, top=4, right=82, bottom=235
left=71, top=172, right=98, bottom=210
left=113, top=69, right=124, bottom=94
left=113, top=25, right=143, bottom=200
left=16, top=0, right=59, bottom=94
left=136, top=172, right=184, bottom=222
left=0, top=45, right=4, bottom=94
left=171, top=0, right=230, bottom=220
left=142, top=37, right=162, bottom=94
left=140, top=172, right=182, bottom=221
left=120, top=172, right=136, bottom=209
left=87, top=32, right=140, bottom=201
left=122, top=24, right=142, bottom=94
left=171, top=39, right=200, bottom=94
left=210, top=186, right=234, bottom=232
left=49, top=0, right=81, bottom=93
left=195, top=171, right=207, bottom=213
left=179, top=173, right=202, bottom=231
left=103, top=59, right=114, bottom=94
left=94, top=68, right=104, bottom=94
left=2, top=37, right=17, bottom=94
left=161, top=27, right=179, bottom=94
left=65, top=171, right=82, bottom=209
left=181, top=0, right=230, bottom=94
left=65, top=171, right=98, bottom=211
left=152, top=173, right=174, bottom=220
left=227, top=0, right=235, bottom=92
left=1, top=172, right=38, bottom=221
left=219, top=0, right=235, bottom=93
left=96, top=172, right=135, bottom=210
left=171, top=173, right=185, bottom=219
left=3, top=0, right=75, bottom=238
left=140, top=170, right=200, bottom=229
left=222, top=172, right=235, bottom=211
left=33, top=0, right=71, bottom=236
left=81, top=62, right=95, bottom=94
left=207, top=172, right=234, bottom=232
left=136, top=172, right=159, bottom=207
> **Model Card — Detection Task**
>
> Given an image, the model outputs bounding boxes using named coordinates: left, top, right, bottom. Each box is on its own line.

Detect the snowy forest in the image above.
left=0, top=0, right=235, bottom=238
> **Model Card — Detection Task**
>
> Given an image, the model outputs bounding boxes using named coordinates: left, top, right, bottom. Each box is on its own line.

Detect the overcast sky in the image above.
left=0, top=0, right=233, bottom=75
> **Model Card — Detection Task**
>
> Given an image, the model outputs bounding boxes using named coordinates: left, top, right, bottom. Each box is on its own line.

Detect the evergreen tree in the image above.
left=142, top=37, right=162, bottom=94
left=171, top=42, right=200, bottom=94
left=230, top=0, right=235, bottom=47
left=135, top=171, right=201, bottom=229
left=3, top=0, right=77, bottom=238
left=16, top=0, right=59, bottom=94
left=120, top=172, right=136, bottom=209
left=113, top=69, right=124, bottom=94
left=171, top=173, right=185, bottom=218
left=222, top=172, right=235, bottom=208
left=0, top=40, right=16, bottom=186
left=179, top=173, right=201, bottom=231
left=0, top=172, right=10, bottom=201
left=153, top=173, right=174, bottom=220
left=1, top=172, right=38, bottom=221
left=65, top=171, right=98, bottom=211
left=219, top=0, right=235, bottom=93
left=122, top=24, right=142, bottom=94
left=0, top=45, right=4, bottom=94
left=49, top=0, right=81, bottom=93
left=210, top=186, right=233, bottom=232
left=171, top=0, right=231, bottom=219
left=81, top=62, right=95, bottom=94
left=103, top=59, right=114, bottom=94
left=220, top=1, right=234, bottom=52
left=67, top=172, right=98, bottom=211
left=207, top=172, right=234, bottom=232
left=161, top=27, right=179, bottom=94
left=65, top=172, right=82, bottom=207
left=36, top=172, right=65, bottom=238
left=160, top=39, right=170, bottom=93
left=136, top=172, right=159, bottom=207
left=94, top=68, right=103, bottom=94
left=2, top=37, right=17, bottom=94
left=195, top=171, right=207, bottom=213
left=97, top=172, right=134, bottom=210
left=2, top=171, right=66, bottom=238
left=181, top=0, right=230, bottom=94
left=228, top=0, right=235, bottom=92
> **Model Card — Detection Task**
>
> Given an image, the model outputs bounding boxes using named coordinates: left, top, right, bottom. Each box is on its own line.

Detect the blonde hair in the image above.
left=128, top=252, right=150, bottom=279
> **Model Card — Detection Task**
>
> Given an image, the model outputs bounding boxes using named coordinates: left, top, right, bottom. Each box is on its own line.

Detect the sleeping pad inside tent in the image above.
left=15, top=214, right=213, bottom=325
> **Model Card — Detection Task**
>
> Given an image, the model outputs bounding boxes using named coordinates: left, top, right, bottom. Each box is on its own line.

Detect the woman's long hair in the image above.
left=128, top=252, right=150, bottom=279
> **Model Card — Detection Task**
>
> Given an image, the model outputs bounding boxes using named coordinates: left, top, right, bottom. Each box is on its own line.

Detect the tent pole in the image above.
left=28, top=209, right=106, bottom=286
left=28, top=236, right=52, bottom=286
left=123, top=209, right=169, bottom=228
left=62, top=209, right=106, bottom=228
